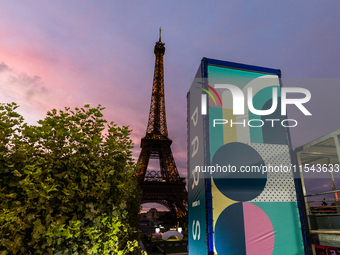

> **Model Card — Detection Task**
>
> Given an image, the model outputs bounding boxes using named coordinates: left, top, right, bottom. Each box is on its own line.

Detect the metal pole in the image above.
left=333, top=135, right=340, bottom=213
left=296, top=151, right=313, bottom=255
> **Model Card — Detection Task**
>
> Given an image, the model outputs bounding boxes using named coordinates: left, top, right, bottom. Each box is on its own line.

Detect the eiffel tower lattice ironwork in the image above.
left=137, top=30, right=188, bottom=219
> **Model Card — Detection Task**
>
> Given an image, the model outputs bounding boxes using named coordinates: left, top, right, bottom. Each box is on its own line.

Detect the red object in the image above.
left=315, top=245, right=340, bottom=255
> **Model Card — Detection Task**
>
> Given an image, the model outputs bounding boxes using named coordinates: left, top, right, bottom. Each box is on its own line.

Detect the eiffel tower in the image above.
left=137, top=29, right=188, bottom=220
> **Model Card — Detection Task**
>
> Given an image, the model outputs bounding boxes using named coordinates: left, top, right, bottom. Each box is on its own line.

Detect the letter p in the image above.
left=214, top=119, right=228, bottom=127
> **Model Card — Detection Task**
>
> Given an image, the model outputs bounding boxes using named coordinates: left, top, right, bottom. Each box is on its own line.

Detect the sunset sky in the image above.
left=1, top=1, right=340, bottom=211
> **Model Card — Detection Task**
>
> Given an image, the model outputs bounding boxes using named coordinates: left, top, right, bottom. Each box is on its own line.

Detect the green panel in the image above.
left=251, top=202, right=305, bottom=255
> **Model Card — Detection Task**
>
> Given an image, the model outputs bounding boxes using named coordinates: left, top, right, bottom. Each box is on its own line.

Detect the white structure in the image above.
left=295, top=128, right=340, bottom=253
left=161, top=230, right=183, bottom=241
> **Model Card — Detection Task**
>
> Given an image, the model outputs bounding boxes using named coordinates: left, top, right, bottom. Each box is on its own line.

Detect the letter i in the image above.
left=201, top=94, right=207, bottom=115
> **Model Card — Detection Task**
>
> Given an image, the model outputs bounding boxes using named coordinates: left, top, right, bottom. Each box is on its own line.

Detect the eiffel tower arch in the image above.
left=137, top=30, right=188, bottom=220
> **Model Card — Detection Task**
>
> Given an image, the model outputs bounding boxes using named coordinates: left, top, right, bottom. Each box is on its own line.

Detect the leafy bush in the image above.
left=0, top=103, right=143, bottom=254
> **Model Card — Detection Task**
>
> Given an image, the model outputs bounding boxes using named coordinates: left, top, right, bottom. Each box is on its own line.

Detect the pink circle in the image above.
left=243, top=202, right=275, bottom=255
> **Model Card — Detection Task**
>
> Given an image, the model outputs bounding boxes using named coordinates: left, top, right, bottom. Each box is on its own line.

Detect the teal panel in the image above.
left=251, top=202, right=305, bottom=255
left=249, top=114, right=264, bottom=144
left=208, top=65, right=265, bottom=81
left=249, top=86, right=280, bottom=144
left=207, top=65, right=266, bottom=93
left=250, top=86, right=281, bottom=112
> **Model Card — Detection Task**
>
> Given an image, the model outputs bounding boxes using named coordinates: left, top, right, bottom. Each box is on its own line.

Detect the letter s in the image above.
left=192, top=220, right=201, bottom=240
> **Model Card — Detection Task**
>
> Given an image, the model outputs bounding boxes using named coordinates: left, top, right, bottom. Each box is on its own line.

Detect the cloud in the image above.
left=0, top=61, right=56, bottom=124
left=6, top=73, right=48, bottom=101
left=0, top=62, right=49, bottom=104
left=0, top=62, right=11, bottom=72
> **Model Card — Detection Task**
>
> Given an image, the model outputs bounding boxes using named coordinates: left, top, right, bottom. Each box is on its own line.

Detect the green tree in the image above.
left=0, top=103, right=143, bottom=255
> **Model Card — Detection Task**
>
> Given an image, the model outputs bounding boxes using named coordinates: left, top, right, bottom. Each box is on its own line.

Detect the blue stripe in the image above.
left=202, top=57, right=281, bottom=77
left=202, top=58, right=214, bottom=254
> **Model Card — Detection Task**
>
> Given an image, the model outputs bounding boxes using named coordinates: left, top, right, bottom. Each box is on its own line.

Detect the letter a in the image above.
left=191, top=136, right=199, bottom=158
left=191, top=107, right=198, bottom=126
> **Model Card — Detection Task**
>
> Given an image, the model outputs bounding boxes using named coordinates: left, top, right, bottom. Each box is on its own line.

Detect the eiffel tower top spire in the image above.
left=146, top=30, right=167, bottom=137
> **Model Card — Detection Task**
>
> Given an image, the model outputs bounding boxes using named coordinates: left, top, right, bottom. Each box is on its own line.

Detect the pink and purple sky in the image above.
left=1, top=1, right=340, bottom=211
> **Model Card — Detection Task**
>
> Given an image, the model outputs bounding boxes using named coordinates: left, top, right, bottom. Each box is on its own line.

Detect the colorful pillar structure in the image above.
left=187, top=58, right=308, bottom=254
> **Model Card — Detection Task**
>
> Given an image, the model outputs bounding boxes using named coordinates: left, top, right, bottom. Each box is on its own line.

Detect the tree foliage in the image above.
left=0, top=103, right=143, bottom=254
